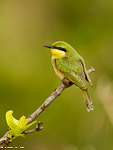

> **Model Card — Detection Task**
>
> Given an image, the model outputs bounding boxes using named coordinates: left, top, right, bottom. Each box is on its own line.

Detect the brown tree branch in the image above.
left=27, top=82, right=68, bottom=124
left=0, top=67, right=95, bottom=147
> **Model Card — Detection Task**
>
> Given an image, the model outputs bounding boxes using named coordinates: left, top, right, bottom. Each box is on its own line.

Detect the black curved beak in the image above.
left=44, top=45, right=53, bottom=49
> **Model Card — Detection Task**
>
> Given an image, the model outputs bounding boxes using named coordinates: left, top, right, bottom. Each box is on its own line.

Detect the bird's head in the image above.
left=44, top=41, right=74, bottom=58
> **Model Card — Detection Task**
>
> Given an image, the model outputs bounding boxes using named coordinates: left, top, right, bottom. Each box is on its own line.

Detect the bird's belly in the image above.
left=52, top=59, right=65, bottom=80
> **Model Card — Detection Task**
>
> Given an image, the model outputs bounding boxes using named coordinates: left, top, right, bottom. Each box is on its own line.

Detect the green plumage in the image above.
left=44, top=41, right=94, bottom=111
left=52, top=41, right=92, bottom=89
left=55, top=57, right=86, bottom=90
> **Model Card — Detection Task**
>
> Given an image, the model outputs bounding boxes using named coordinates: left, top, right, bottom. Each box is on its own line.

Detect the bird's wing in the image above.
left=56, top=58, right=87, bottom=90
left=79, top=59, right=92, bottom=87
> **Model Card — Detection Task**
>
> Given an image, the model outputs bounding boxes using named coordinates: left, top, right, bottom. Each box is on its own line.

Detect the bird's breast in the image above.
left=52, top=59, right=65, bottom=80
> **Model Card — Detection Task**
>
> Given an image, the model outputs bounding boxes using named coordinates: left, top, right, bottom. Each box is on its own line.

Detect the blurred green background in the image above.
left=0, top=0, right=113, bottom=150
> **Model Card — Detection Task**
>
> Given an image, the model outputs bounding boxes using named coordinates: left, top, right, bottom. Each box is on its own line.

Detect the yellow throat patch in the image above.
left=51, top=49, right=65, bottom=58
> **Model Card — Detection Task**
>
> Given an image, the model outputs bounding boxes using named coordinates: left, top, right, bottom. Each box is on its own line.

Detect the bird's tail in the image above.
left=81, top=89, right=94, bottom=112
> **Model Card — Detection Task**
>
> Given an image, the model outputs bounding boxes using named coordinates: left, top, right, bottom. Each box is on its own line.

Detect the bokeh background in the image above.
left=0, top=0, right=113, bottom=150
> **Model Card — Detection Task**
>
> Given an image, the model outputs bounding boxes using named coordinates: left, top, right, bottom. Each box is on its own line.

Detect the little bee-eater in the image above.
left=44, top=41, right=94, bottom=112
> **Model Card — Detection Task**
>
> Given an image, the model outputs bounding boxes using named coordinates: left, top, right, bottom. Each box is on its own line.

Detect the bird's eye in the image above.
left=53, top=45, right=67, bottom=52
left=58, top=46, right=67, bottom=52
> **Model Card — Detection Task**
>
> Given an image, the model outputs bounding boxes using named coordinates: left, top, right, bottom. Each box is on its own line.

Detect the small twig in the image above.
left=0, top=67, right=95, bottom=147
left=87, top=66, right=95, bottom=74
left=24, top=121, right=43, bottom=134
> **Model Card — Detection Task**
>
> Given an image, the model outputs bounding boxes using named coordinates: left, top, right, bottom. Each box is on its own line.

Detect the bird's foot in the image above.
left=62, top=78, right=73, bottom=87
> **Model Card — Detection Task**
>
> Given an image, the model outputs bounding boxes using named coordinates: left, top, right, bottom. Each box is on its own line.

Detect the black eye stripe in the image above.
left=53, top=46, right=67, bottom=52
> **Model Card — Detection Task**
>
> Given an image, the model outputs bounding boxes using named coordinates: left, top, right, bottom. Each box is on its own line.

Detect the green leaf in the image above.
left=6, top=110, right=37, bottom=138
left=18, top=116, right=27, bottom=129
left=23, top=120, right=37, bottom=131
left=6, top=110, right=18, bottom=128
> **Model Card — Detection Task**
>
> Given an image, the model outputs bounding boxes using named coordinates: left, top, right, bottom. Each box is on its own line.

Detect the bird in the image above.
left=44, top=41, right=94, bottom=112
